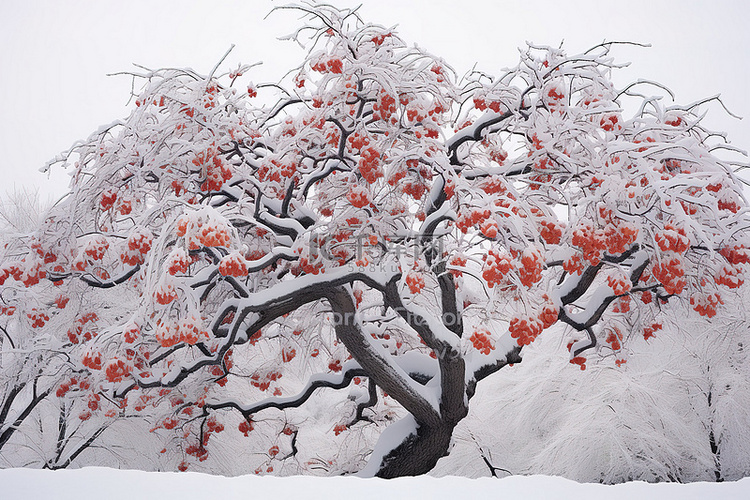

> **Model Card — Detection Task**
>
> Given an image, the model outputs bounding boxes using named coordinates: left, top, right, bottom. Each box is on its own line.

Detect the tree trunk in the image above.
left=375, top=419, right=458, bottom=478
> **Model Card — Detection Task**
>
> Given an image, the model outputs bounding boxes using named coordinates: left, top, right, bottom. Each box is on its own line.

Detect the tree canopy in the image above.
left=1, top=3, right=748, bottom=478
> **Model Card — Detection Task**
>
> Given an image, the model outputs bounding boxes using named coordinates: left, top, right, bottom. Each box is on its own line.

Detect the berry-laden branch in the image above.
left=206, top=361, right=366, bottom=416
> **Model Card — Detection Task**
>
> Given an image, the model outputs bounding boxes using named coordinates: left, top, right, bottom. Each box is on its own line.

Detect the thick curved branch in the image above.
left=351, top=378, right=378, bottom=425
left=446, top=110, right=514, bottom=166
left=466, top=345, right=522, bottom=401
left=559, top=245, right=641, bottom=306
left=561, top=249, right=649, bottom=332
left=75, top=264, right=141, bottom=289
left=206, top=364, right=367, bottom=416
left=326, top=286, right=441, bottom=426
left=121, top=268, right=400, bottom=396
left=382, top=280, right=466, bottom=424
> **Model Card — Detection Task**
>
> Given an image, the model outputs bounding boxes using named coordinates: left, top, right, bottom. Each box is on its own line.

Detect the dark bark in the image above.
left=46, top=423, right=110, bottom=470
left=326, top=286, right=440, bottom=427
left=376, top=420, right=457, bottom=478
left=327, top=278, right=473, bottom=477
left=0, top=383, right=52, bottom=451
left=207, top=366, right=366, bottom=416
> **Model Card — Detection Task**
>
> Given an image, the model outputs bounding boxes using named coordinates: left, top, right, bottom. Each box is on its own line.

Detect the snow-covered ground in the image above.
left=2, top=468, right=749, bottom=500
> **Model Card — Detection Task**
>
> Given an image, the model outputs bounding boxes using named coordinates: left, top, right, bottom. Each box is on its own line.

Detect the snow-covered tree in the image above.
left=2, top=4, right=748, bottom=477
left=432, top=300, right=750, bottom=483
left=0, top=190, right=61, bottom=456
left=0, top=190, right=149, bottom=468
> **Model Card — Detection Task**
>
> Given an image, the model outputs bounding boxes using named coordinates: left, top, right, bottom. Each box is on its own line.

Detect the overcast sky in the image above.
left=1, top=0, right=748, bottom=201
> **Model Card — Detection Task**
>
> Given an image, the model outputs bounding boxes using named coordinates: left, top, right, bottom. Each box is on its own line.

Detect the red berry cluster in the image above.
left=563, top=254, right=585, bottom=276
left=200, top=154, right=233, bottom=192
left=371, top=33, right=391, bottom=46
left=347, top=131, right=371, bottom=152
left=509, top=316, right=543, bottom=346
left=444, top=178, right=456, bottom=199
left=651, top=254, right=686, bottom=295
left=449, top=256, right=467, bottom=278
left=166, top=248, right=190, bottom=275
left=538, top=300, right=559, bottom=329
left=184, top=442, right=208, bottom=462
left=569, top=356, right=587, bottom=370
left=250, top=371, right=282, bottom=391
left=178, top=317, right=208, bottom=345
left=121, top=229, right=153, bottom=266
left=482, top=249, right=512, bottom=288
left=402, top=180, right=427, bottom=200
left=605, top=328, right=623, bottom=351
left=546, top=85, right=565, bottom=102
left=480, top=219, right=499, bottom=238
left=347, top=185, right=371, bottom=208
left=405, top=272, right=425, bottom=294
left=56, top=376, right=91, bottom=398
left=479, top=176, right=508, bottom=194
left=27, top=309, right=49, bottom=328
left=219, top=252, right=248, bottom=277
left=518, top=247, right=543, bottom=288
left=606, top=275, right=632, bottom=295
left=0, top=263, right=22, bottom=285
left=358, top=147, right=382, bottom=183
left=373, top=90, right=396, bottom=121
left=104, top=358, right=131, bottom=383
left=473, top=95, right=503, bottom=113
left=67, top=312, right=99, bottom=344
left=456, top=209, right=491, bottom=233
left=296, top=256, right=324, bottom=275
left=83, top=351, right=103, bottom=370
left=604, top=222, right=638, bottom=255
left=205, top=416, right=225, bottom=442
left=720, top=245, right=750, bottom=266
left=665, top=114, right=683, bottom=127
left=281, top=348, right=296, bottom=363
left=239, top=419, right=254, bottom=437
left=655, top=224, right=689, bottom=254
left=55, top=295, right=70, bottom=309
left=84, top=236, right=109, bottom=261
left=600, top=114, right=621, bottom=132
left=612, top=295, right=631, bottom=313
left=100, top=189, right=118, bottom=210
left=155, top=281, right=178, bottom=305
left=155, top=320, right=180, bottom=348
left=469, top=329, right=495, bottom=355
left=197, top=221, right=231, bottom=248
left=643, top=322, right=662, bottom=341
left=388, top=165, right=407, bottom=186
left=122, top=323, right=141, bottom=344
left=572, top=224, right=606, bottom=266
left=539, top=220, right=562, bottom=245
left=311, top=57, right=343, bottom=74
left=716, top=264, right=744, bottom=289
left=690, top=292, right=724, bottom=318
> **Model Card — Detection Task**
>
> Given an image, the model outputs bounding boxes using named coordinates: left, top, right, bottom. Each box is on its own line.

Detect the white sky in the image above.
left=1, top=0, right=748, bottom=201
